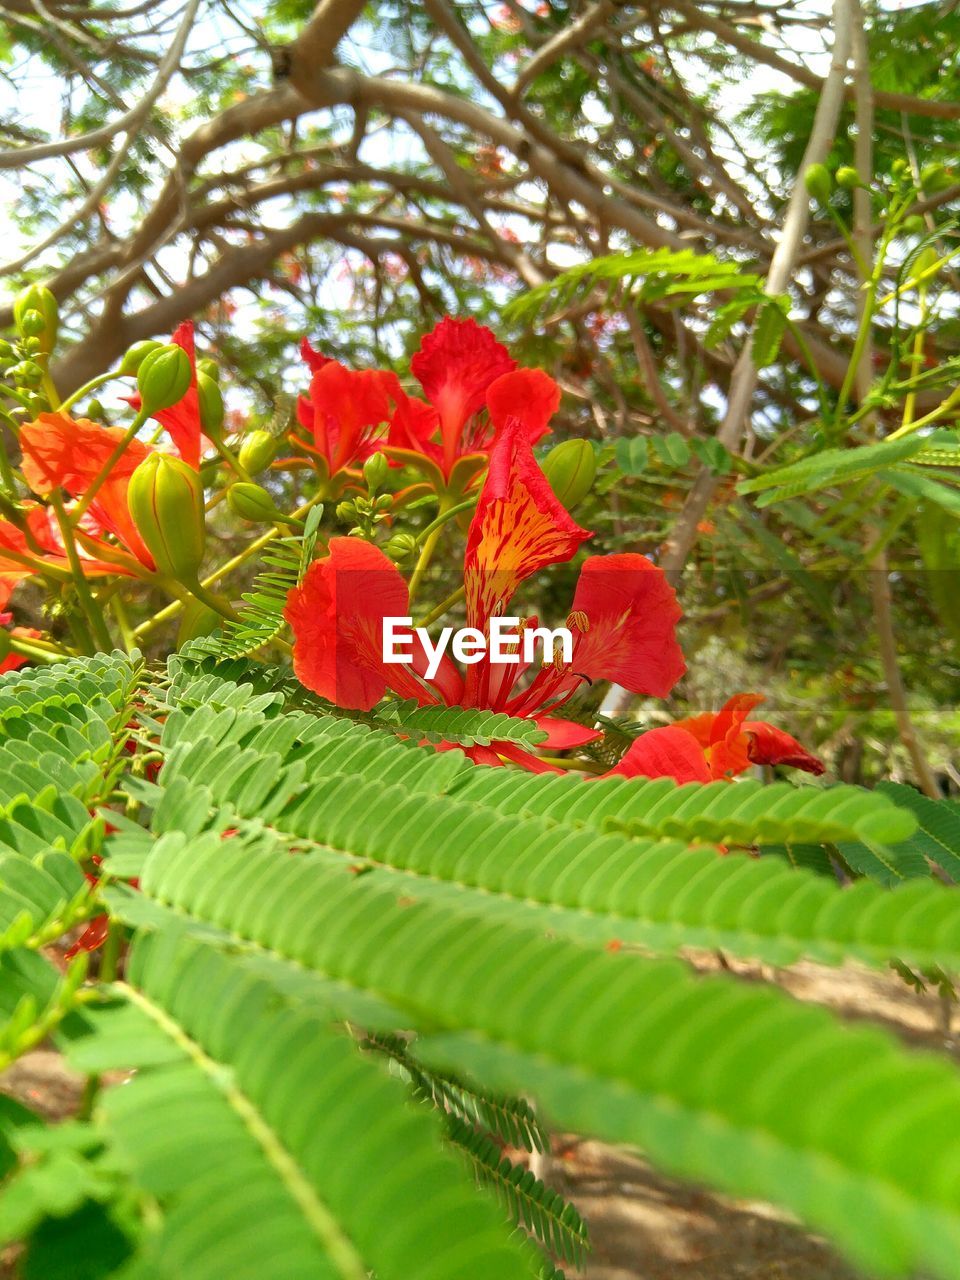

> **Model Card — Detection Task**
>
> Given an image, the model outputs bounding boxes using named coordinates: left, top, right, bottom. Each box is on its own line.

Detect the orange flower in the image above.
left=19, top=414, right=155, bottom=569
left=608, top=693, right=824, bottom=782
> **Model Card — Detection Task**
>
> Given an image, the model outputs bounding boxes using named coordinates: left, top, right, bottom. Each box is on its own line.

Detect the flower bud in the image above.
left=12, top=361, right=43, bottom=388
left=197, top=358, right=219, bottom=382
left=540, top=438, right=596, bottom=510
left=128, top=454, right=206, bottom=584
left=920, top=162, right=951, bottom=193
left=0, top=340, right=13, bottom=359
left=13, top=285, right=58, bottom=354
left=119, top=340, right=163, bottom=376
left=136, top=345, right=192, bottom=415
left=22, top=337, right=42, bottom=355
left=383, top=532, right=417, bottom=563
left=803, top=163, right=832, bottom=205
left=237, top=429, right=276, bottom=475
left=835, top=166, right=861, bottom=191
left=363, top=451, right=389, bottom=495
left=87, top=398, right=105, bottom=418
left=197, top=369, right=224, bottom=436
left=227, top=482, right=294, bottom=525
left=19, top=310, right=47, bottom=338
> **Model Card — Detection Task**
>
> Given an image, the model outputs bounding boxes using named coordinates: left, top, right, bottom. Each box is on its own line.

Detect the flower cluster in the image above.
left=0, top=295, right=821, bottom=787
left=284, top=334, right=822, bottom=782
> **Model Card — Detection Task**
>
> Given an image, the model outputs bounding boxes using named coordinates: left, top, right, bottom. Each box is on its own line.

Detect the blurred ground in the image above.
left=1, top=956, right=953, bottom=1280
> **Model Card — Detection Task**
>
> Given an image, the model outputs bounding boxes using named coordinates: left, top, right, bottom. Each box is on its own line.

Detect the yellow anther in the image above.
left=566, top=610, right=589, bottom=633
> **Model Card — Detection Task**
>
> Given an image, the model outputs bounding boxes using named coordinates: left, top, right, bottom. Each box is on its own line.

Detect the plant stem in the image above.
left=415, top=585, right=465, bottom=629
left=50, top=493, right=113, bottom=652
left=70, top=409, right=149, bottom=525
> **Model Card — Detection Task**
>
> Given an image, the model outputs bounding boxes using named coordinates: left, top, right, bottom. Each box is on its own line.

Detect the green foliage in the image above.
left=3, top=655, right=960, bottom=1279
left=505, top=248, right=767, bottom=326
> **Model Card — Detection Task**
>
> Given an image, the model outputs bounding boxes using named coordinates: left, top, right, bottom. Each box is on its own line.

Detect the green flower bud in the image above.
left=20, top=310, right=47, bottom=338
left=119, top=340, right=163, bottom=376
left=803, top=163, right=833, bottom=205
left=197, top=358, right=220, bottom=382
left=227, top=482, right=294, bottom=525
left=335, top=500, right=357, bottom=522
left=177, top=597, right=223, bottom=647
left=902, top=214, right=925, bottom=234
left=237, top=429, right=277, bottom=476
left=835, top=166, right=861, bottom=191
left=136, top=345, right=192, bottom=415
left=0, top=340, right=13, bottom=359
left=87, top=398, right=105, bottom=418
left=22, top=336, right=42, bottom=355
left=13, top=285, right=58, bottom=354
left=12, top=361, right=43, bottom=388
left=540, top=438, right=597, bottom=510
left=127, top=453, right=206, bottom=584
left=891, top=158, right=908, bottom=178
left=196, top=369, right=224, bottom=436
left=920, top=162, right=951, bottom=193
left=374, top=494, right=393, bottom=512
left=363, top=451, right=389, bottom=495
left=383, top=532, right=418, bottom=563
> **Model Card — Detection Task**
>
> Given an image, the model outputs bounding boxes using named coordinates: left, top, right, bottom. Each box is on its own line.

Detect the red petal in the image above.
left=64, top=914, right=109, bottom=958
left=305, top=364, right=401, bottom=474
left=300, top=336, right=333, bottom=372
left=464, top=422, right=590, bottom=633
left=19, top=415, right=155, bottom=568
left=568, top=554, right=685, bottom=698
left=153, top=322, right=202, bottom=468
left=486, top=368, right=559, bottom=446
left=712, top=692, right=765, bottom=744
left=534, top=716, right=602, bottom=749
left=285, top=537, right=430, bottom=711
left=743, top=720, right=825, bottom=775
left=605, top=726, right=712, bottom=783
left=411, top=318, right=516, bottom=472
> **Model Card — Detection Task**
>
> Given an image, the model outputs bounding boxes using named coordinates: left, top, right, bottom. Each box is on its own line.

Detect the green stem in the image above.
left=50, top=494, right=113, bottom=652
left=60, top=371, right=124, bottom=414
left=99, top=922, right=123, bottom=984
left=414, top=497, right=476, bottom=547
left=415, top=585, right=465, bottom=629
left=111, top=594, right=137, bottom=653
left=70, top=409, right=149, bottom=524
left=184, top=578, right=242, bottom=624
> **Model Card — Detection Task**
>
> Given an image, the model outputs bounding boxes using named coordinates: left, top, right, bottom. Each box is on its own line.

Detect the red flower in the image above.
left=608, top=692, right=824, bottom=782
left=0, top=501, right=136, bottom=605
left=387, top=318, right=519, bottom=485
left=123, top=321, right=203, bottom=467
left=295, top=361, right=406, bottom=484
left=286, top=383, right=686, bottom=771
left=20, top=414, right=155, bottom=570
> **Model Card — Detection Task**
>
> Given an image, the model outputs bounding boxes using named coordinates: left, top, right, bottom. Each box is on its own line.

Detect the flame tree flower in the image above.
left=289, top=359, right=408, bottom=496
left=606, top=692, right=824, bottom=782
left=19, top=414, right=156, bottom=570
left=285, top=367, right=687, bottom=771
left=386, top=317, right=520, bottom=495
